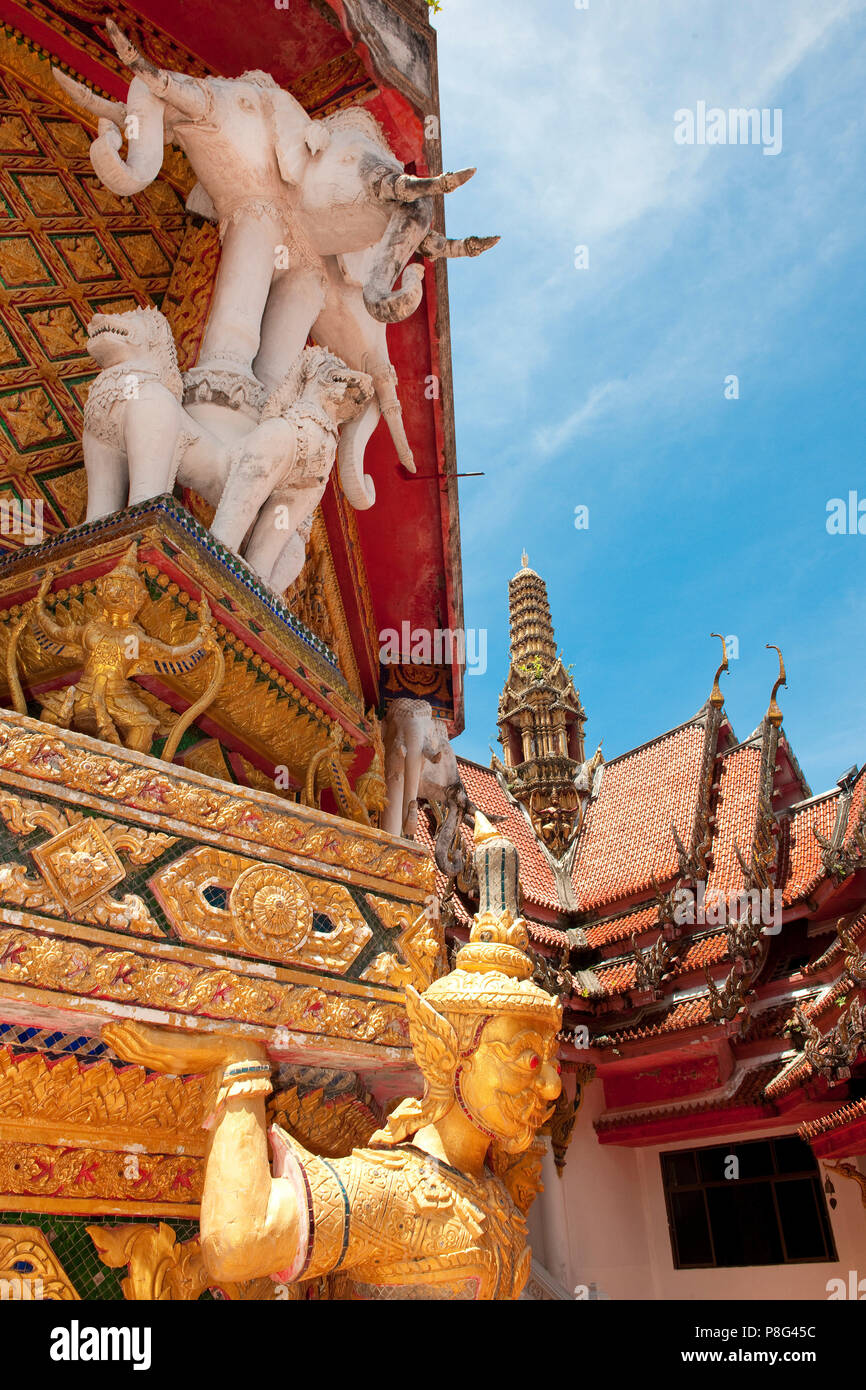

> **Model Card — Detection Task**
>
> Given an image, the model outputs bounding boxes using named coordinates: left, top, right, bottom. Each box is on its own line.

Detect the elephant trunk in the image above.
left=362, top=200, right=432, bottom=325
left=89, top=76, right=165, bottom=196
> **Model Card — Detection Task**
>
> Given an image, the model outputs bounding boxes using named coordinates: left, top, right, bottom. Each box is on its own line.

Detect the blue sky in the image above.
left=431, top=0, right=866, bottom=796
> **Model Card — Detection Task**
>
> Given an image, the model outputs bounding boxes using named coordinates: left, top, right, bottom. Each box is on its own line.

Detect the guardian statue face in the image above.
left=458, top=1013, right=561, bottom=1153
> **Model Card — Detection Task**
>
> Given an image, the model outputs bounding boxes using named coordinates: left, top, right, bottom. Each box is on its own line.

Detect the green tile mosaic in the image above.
left=0, top=1210, right=203, bottom=1300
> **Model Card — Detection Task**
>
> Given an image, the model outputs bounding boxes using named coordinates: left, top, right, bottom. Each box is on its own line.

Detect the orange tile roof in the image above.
left=776, top=792, right=839, bottom=905
left=803, top=908, right=866, bottom=974
left=763, top=1055, right=813, bottom=1099
left=584, top=903, right=659, bottom=950
left=706, top=744, right=763, bottom=890
left=456, top=759, right=561, bottom=912
left=571, top=720, right=708, bottom=912
left=844, top=767, right=866, bottom=842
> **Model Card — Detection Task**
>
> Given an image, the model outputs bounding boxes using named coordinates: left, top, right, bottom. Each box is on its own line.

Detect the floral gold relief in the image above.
left=0, top=711, right=433, bottom=897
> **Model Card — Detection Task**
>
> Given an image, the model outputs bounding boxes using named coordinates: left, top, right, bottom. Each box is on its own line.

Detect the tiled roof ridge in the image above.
left=457, top=753, right=504, bottom=774
left=593, top=990, right=713, bottom=1045
left=594, top=924, right=732, bottom=974
left=762, top=1053, right=813, bottom=1100
left=593, top=931, right=729, bottom=1000
left=802, top=908, right=866, bottom=975
left=598, top=710, right=709, bottom=770
left=718, top=733, right=764, bottom=758
left=799, top=1094, right=866, bottom=1139
left=783, top=786, right=843, bottom=815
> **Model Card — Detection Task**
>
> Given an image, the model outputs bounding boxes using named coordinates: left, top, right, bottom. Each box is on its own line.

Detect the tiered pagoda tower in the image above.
left=495, top=553, right=589, bottom=857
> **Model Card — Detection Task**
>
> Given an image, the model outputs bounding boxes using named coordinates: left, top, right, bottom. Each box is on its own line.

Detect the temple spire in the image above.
left=495, top=558, right=589, bottom=858
left=508, top=556, right=558, bottom=669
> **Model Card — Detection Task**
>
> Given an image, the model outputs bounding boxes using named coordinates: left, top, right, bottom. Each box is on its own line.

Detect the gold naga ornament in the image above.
left=105, top=813, right=562, bottom=1300
left=6, top=542, right=224, bottom=758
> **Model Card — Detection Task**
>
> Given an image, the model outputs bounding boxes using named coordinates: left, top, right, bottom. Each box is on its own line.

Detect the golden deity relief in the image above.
left=7, top=542, right=223, bottom=758
left=106, top=814, right=562, bottom=1300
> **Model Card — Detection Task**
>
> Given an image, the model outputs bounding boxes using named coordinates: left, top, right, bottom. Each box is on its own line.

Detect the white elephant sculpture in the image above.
left=55, top=20, right=497, bottom=505
left=82, top=305, right=371, bottom=590
left=382, top=698, right=475, bottom=875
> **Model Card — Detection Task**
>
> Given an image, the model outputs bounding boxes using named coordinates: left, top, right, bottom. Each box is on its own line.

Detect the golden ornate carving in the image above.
left=0, top=788, right=172, bottom=937
left=31, top=819, right=125, bottom=910
left=0, top=516, right=371, bottom=798
left=355, top=709, right=387, bottom=826
left=13, top=548, right=220, bottom=756
left=0, top=711, right=434, bottom=894
left=489, top=1137, right=546, bottom=1215
left=87, top=1223, right=280, bottom=1301
left=302, top=722, right=370, bottom=826
left=0, top=1225, right=79, bottom=1300
left=0, top=919, right=408, bottom=1047
left=267, top=1085, right=380, bottom=1160
left=0, top=1139, right=202, bottom=1204
left=0, top=1047, right=205, bottom=1154
left=87, top=1222, right=206, bottom=1301
left=369, top=893, right=445, bottom=992
left=149, top=845, right=372, bottom=973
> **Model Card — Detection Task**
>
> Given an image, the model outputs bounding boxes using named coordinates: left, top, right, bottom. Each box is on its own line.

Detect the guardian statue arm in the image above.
left=30, top=570, right=84, bottom=661
left=103, top=1022, right=305, bottom=1284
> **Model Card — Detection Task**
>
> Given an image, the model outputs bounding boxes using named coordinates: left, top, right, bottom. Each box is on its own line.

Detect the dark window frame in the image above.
left=661, top=1135, right=838, bottom=1270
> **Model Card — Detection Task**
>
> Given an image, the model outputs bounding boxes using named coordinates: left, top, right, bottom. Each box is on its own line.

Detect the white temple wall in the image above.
left=533, top=1082, right=866, bottom=1301
left=636, top=1126, right=866, bottom=1302
left=533, top=1080, right=657, bottom=1299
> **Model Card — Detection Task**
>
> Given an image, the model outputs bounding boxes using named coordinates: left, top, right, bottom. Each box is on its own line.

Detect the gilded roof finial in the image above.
left=708, top=633, right=729, bottom=709
left=473, top=810, right=499, bottom=845
left=521, top=550, right=529, bottom=569
left=765, top=644, right=787, bottom=728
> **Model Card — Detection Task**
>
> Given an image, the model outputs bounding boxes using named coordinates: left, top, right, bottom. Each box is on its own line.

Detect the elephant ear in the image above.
left=185, top=182, right=217, bottom=222
left=271, top=89, right=318, bottom=187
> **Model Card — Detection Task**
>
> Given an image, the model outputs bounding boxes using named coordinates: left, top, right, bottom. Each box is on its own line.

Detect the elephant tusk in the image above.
left=105, top=18, right=155, bottom=75
left=105, top=18, right=207, bottom=120
left=370, top=364, right=415, bottom=472
left=419, top=232, right=500, bottom=260
left=52, top=68, right=127, bottom=126
left=378, top=168, right=476, bottom=203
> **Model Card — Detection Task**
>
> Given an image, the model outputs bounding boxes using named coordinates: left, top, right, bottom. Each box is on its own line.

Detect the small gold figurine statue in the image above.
left=15, top=542, right=221, bottom=757
left=106, top=813, right=562, bottom=1299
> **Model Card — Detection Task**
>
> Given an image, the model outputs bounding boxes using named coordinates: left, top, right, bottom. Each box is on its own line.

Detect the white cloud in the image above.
left=434, top=0, right=866, bottom=451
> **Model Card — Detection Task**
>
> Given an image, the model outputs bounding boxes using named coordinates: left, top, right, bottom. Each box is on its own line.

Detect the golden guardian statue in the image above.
left=9, top=542, right=221, bottom=757
left=105, top=814, right=561, bottom=1300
